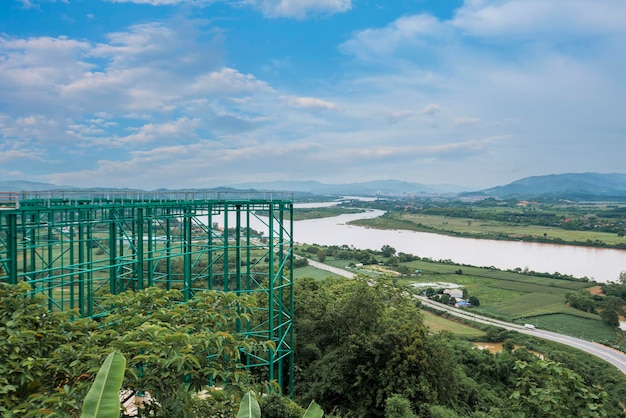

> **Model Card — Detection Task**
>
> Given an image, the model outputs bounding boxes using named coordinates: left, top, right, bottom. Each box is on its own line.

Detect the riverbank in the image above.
left=349, top=212, right=626, bottom=250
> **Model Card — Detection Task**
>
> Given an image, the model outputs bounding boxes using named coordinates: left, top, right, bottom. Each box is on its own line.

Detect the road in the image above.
left=304, top=258, right=626, bottom=375
left=417, top=296, right=626, bottom=374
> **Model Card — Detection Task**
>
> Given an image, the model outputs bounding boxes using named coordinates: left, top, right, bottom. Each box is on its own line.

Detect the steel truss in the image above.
left=0, top=191, right=294, bottom=392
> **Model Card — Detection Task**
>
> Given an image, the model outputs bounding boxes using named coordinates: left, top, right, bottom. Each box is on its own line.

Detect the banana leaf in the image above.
left=236, top=390, right=261, bottom=418
left=81, top=351, right=127, bottom=418
left=303, top=400, right=324, bottom=418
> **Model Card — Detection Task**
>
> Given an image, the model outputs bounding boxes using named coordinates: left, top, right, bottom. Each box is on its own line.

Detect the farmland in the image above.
left=293, top=244, right=624, bottom=349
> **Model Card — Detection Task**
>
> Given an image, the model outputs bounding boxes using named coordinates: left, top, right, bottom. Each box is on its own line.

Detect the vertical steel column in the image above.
left=166, top=209, right=172, bottom=291
left=6, top=213, right=17, bottom=285
left=29, top=214, right=36, bottom=285
left=235, top=204, right=242, bottom=334
left=268, top=204, right=275, bottom=382
left=86, top=209, right=94, bottom=317
left=223, top=204, right=229, bottom=292
left=183, top=206, right=192, bottom=300
left=235, top=204, right=242, bottom=294
left=245, top=205, right=251, bottom=293
left=207, top=207, right=213, bottom=290
left=277, top=203, right=285, bottom=389
left=20, top=212, right=27, bottom=279
left=136, top=208, right=144, bottom=291
left=78, top=209, right=86, bottom=316
left=147, top=207, right=153, bottom=287
left=109, top=208, right=118, bottom=295
left=48, top=212, right=58, bottom=309
left=288, top=202, right=295, bottom=395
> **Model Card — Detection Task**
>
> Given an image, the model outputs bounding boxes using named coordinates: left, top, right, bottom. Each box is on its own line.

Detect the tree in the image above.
left=384, top=394, right=417, bottom=418
left=0, top=282, right=78, bottom=415
left=0, top=284, right=269, bottom=417
left=599, top=296, right=624, bottom=328
left=316, top=249, right=326, bottom=263
left=468, top=296, right=480, bottom=307
left=440, top=294, right=451, bottom=305
left=619, top=271, right=626, bottom=285
left=511, top=359, right=608, bottom=417
left=381, top=245, right=396, bottom=258
left=294, top=278, right=458, bottom=417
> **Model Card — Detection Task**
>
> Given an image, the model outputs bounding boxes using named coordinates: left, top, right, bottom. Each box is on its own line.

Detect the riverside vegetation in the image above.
left=335, top=197, right=626, bottom=249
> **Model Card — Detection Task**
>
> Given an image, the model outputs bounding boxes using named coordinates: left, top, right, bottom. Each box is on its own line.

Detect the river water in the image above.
left=289, top=204, right=625, bottom=284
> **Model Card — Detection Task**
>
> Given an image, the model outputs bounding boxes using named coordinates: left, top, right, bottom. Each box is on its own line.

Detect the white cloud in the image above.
left=340, top=14, right=444, bottom=59
left=104, top=0, right=351, bottom=18
left=118, top=117, right=201, bottom=145
left=453, top=117, right=480, bottom=128
left=284, top=96, right=337, bottom=110
left=105, top=0, right=215, bottom=5
left=190, top=68, right=272, bottom=96
left=247, top=0, right=352, bottom=19
left=335, top=135, right=509, bottom=162
left=421, top=104, right=440, bottom=117
left=453, top=0, right=626, bottom=38
left=18, top=0, right=68, bottom=9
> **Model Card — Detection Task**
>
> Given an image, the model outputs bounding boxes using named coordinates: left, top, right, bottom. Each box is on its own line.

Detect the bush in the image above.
left=259, top=393, right=305, bottom=418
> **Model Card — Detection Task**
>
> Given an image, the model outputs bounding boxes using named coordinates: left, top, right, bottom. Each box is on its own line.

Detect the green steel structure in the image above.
left=0, top=190, right=294, bottom=392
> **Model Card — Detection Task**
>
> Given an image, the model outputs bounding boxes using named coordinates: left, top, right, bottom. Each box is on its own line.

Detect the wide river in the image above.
left=288, top=203, right=626, bottom=284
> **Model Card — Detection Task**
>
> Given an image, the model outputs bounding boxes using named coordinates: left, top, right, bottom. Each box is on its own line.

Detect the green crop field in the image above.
left=529, top=314, right=616, bottom=342
left=292, top=265, right=343, bottom=280
left=420, top=309, right=486, bottom=338
left=394, top=257, right=626, bottom=346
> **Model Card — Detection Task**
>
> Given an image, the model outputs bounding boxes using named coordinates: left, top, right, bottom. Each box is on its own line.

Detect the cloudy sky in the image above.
left=1, top=0, right=624, bottom=190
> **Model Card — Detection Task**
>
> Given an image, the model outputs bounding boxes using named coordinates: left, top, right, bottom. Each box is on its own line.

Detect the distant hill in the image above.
left=5, top=174, right=626, bottom=199
left=468, top=173, right=626, bottom=199
left=228, top=180, right=469, bottom=195
left=0, top=180, right=68, bottom=192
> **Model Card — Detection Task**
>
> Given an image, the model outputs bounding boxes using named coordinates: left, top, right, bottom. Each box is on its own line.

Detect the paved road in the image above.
left=417, top=296, right=626, bottom=375
left=304, top=258, right=626, bottom=375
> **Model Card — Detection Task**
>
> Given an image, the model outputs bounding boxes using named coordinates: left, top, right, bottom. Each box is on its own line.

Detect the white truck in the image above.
left=524, top=323, right=536, bottom=330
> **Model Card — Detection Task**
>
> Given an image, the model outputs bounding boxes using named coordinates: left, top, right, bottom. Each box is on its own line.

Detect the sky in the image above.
left=0, top=0, right=625, bottom=190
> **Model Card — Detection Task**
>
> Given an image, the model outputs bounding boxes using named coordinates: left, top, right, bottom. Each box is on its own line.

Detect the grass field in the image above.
left=402, top=260, right=594, bottom=318
left=420, top=309, right=486, bottom=338
left=528, top=313, right=617, bottom=342
left=292, top=265, right=343, bottom=280
left=351, top=212, right=626, bottom=247
left=288, top=207, right=365, bottom=221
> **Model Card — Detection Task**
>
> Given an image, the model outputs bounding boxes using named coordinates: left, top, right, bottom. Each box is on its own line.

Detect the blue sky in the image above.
left=0, top=0, right=624, bottom=190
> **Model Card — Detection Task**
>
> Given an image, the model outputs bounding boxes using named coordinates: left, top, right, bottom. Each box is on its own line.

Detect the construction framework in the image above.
left=0, top=190, right=294, bottom=392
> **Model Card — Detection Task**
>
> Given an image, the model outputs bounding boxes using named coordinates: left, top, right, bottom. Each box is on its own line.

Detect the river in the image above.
left=289, top=203, right=625, bottom=283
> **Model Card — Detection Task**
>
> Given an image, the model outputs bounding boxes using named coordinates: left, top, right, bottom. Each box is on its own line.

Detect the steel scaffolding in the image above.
left=0, top=191, right=294, bottom=392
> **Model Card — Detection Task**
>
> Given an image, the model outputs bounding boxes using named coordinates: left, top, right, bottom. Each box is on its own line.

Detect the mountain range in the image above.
left=227, top=180, right=468, bottom=195
left=2, top=173, right=626, bottom=199
left=466, top=172, right=626, bottom=199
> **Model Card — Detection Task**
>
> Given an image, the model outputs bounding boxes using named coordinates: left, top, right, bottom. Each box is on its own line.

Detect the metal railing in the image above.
left=0, top=192, right=19, bottom=210
left=10, top=190, right=293, bottom=208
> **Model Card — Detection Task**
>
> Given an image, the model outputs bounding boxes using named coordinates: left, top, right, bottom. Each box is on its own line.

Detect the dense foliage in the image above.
left=291, top=277, right=623, bottom=417
left=0, top=283, right=269, bottom=417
